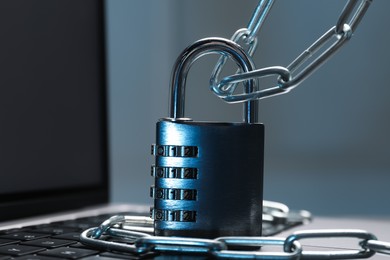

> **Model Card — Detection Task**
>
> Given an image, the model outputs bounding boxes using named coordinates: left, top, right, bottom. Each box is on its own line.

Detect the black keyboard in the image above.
left=0, top=213, right=144, bottom=260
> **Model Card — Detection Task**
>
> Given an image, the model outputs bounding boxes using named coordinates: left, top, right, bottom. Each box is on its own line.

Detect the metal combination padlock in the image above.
left=151, top=38, right=264, bottom=238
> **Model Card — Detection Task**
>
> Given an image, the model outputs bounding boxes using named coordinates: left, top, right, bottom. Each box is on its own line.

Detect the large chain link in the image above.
left=210, top=0, right=372, bottom=103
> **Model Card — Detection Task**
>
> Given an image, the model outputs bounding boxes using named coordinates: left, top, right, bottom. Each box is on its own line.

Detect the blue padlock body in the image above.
left=151, top=119, right=264, bottom=238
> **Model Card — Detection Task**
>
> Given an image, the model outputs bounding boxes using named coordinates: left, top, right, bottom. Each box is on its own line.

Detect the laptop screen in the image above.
left=0, top=0, right=108, bottom=221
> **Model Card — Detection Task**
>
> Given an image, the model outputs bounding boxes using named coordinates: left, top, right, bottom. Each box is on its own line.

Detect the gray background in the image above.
left=105, top=0, right=390, bottom=216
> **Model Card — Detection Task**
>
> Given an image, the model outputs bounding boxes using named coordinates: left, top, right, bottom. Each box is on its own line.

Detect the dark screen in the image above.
left=0, top=1, right=107, bottom=198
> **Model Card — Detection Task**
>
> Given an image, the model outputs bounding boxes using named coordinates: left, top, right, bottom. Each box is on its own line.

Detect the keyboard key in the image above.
left=39, top=247, right=99, bottom=259
left=100, top=252, right=142, bottom=259
left=0, top=245, right=44, bottom=256
left=75, top=217, right=107, bottom=225
left=81, top=257, right=126, bottom=260
left=22, top=238, right=75, bottom=249
left=69, top=242, right=93, bottom=250
left=0, top=232, right=49, bottom=241
left=60, top=220, right=96, bottom=230
left=54, top=232, right=81, bottom=241
left=0, top=255, right=11, bottom=260
left=0, top=228, right=31, bottom=235
left=14, top=255, right=56, bottom=260
left=0, top=239, right=18, bottom=246
left=0, top=229, right=20, bottom=235
left=33, top=226, right=79, bottom=235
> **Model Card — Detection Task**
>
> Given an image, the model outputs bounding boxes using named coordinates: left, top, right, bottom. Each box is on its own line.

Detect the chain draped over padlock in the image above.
left=210, top=0, right=372, bottom=103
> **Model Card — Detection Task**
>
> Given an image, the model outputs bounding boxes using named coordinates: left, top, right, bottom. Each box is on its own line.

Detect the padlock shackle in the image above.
left=169, top=37, right=258, bottom=123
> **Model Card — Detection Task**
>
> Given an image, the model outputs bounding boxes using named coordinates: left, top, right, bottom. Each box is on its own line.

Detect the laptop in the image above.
left=0, top=0, right=149, bottom=258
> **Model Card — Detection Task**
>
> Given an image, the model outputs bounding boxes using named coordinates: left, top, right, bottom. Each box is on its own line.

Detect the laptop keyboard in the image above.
left=0, top=213, right=144, bottom=260
left=0, top=209, right=308, bottom=259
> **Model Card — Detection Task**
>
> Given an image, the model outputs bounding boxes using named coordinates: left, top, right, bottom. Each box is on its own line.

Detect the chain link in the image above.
left=284, top=229, right=377, bottom=259
left=214, top=237, right=302, bottom=259
left=363, top=240, right=390, bottom=256
left=210, top=0, right=373, bottom=103
left=210, top=0, right=273, bottom=100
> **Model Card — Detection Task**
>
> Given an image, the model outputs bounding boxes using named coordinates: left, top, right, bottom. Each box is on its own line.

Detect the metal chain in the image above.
left=80, top=218, right=390, bottom=259
left=210, top=0, right=373, bottom=103
left=79, top=201, right=390, bottom=259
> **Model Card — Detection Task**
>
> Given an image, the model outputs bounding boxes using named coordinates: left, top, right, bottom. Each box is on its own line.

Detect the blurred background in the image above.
left=105, top=0, right=390, bottom=216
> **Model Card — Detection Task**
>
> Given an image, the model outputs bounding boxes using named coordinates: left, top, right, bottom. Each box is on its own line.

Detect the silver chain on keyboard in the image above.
left=210, top=0, right=372, bottom=103
left=79, top=201, right=390, bottom=259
